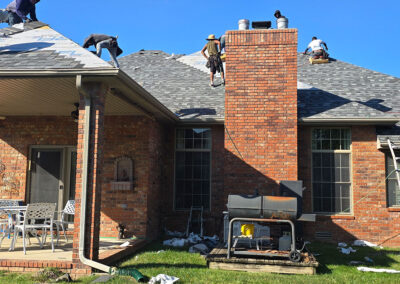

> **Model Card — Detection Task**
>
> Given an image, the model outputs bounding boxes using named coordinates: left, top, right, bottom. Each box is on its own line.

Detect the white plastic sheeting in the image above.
left=353, top=240, right=383, bottom=248
left=148, top=274, right=179, bottom=284
left=357, top=267, right=400, bottom=274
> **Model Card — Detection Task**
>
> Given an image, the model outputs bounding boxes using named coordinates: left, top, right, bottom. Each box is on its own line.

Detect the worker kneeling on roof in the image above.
left=0, top=0, right=40, bottom=26
left=303, top=36, right=329, bottom=59
left=201, top=34, right=225, bottom=87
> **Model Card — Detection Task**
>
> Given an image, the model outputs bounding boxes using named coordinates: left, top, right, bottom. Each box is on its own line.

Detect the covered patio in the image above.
left=0, top=23, right=177, bottom=276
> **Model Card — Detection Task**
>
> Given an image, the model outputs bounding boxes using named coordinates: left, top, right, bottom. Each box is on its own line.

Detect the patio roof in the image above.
left=0, top=23, right=178, bottom=122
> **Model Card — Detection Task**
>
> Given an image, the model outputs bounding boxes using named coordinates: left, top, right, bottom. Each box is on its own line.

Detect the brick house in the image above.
left=0, top=22, right=399, bottom=273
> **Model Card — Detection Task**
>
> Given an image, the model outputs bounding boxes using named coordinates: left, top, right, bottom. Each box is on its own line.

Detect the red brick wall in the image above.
left=224, top=29, right=298, bottom=198
left=0, top=117, right=77, bottom=201
left=300, top=125, right=400, bottom=246
left=100, top=116, right=171, bottom=240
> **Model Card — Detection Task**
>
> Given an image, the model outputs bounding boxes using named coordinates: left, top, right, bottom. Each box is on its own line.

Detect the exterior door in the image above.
left=29, top=148, right=63, bottom=210
left=29, top=146, right=76, bottom=214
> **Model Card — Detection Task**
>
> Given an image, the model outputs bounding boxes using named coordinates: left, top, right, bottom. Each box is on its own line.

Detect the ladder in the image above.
left=387, top=138, right=400, bottom=189
left=186, top=206, right=204, bottom=237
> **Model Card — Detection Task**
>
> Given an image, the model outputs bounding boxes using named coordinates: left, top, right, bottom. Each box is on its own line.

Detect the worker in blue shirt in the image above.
left=0, top=0, right=40, bottom=26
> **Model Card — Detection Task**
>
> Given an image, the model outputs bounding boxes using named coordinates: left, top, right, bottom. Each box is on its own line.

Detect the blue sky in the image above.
left=3, top=0, right=400, bottom=77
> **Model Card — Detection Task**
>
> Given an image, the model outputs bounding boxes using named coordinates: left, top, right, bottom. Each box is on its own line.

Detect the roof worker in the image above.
left=274, top=10, right=289, bottom=29
left=201, top=34, right=225, bottom=87
left=303, top=36, right=329, bottom=59
left=83, top=34, right=123, bottom=68
left=0, top=0, right=40, bottom=26
left=274, top=10, right=284, bottom=19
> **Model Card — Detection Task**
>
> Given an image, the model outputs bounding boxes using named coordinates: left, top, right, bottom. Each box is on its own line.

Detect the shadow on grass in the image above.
left=121, top=263, right=206, bottom=270
left=307, top=241, right=400, bottom=275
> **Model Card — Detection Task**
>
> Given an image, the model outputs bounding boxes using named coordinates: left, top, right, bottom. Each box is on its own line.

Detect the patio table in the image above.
left=0, top=206, right=27, bottom=249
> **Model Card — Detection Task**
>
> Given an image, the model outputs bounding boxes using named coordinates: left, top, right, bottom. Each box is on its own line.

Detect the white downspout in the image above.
left=76, top=75, right=114, bottom=274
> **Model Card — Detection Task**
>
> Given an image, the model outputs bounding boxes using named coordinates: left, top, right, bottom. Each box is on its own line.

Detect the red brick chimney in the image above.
left=224, top=28, right=298, bottom=196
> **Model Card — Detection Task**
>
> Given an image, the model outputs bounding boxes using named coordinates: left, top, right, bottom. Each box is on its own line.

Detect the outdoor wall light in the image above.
left=70, top=103, right=79, bottom=122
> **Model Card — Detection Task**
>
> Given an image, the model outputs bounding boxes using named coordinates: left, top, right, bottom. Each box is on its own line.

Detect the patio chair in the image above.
left=11, top=202, right=56, bottom=254
left=54, top=200, right=75, bottom=245
left=0, top=200, right=20, bottom=248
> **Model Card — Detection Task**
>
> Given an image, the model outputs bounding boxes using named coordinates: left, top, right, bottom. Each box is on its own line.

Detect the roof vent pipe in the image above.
left=238, top=19, right=249, bottom=30
left=277, top=17, right=289, bottom=29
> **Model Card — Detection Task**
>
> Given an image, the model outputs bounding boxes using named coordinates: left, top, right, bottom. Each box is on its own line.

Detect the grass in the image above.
left=0, top=241, right=399, bottom=283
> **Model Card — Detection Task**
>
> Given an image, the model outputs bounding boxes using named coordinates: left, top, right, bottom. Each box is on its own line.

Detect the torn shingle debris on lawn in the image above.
left=163, top=232, right=219, bottom=255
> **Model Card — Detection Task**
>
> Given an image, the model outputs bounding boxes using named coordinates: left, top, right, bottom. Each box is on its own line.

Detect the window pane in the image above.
left=193, top=195, right=201, bottom=206
left=184, top=181, right=192, bottom=194
left=322, top=198, right=332, bottom=212
left=193, top=152, right=202, bottom=165
left=185, top=166, right=193, bottom=179
left=341, top=168, right=350, bottom=182
left=342, top=198, right=351, bottom=213
left=312, top=153, right=321, bottom=167
left=185, top=129, right=193, bottom=139
left=321, top=153, right=332, bottom=167
left=313, top=168, right=321, bottom=182
left=386, top=153, right=400, bottom=207
left=185, top=138, right=193, bottom=149
left=334, top=198, right=341, bottom=212
left=176, top=165, right=185, bottom=179
left=202, top=166, right=210, bottom=179
left=175, top=128, right=211, bottom=210
left=312, top=129, right=351, bottom=213
left=341, top=153, right=350, bottom=167
left=322, top=167, right=331, bottom=182
left=331, top=140, right=341, bottom=150
left=176, top=181, right=184, bottom=195
left=331, top=129, right=340, bottom=139
left=176, top=139, right=184, bottom=149
left=321, top=129, right=330, bottom=139
left=341, top=184, right=350, bottom=197
left=202, top=152, right=210, bottom=165
left=194, top=139, right=202, bottom=149
left=322, top=183, right=332, bottom=198
left=313, top=183, right=322, bottom=197
left=193, top=166, right=202, bottom=179
left=312, top=129, right=321, bottom=140
left=321, top=140, right=331, bottom=150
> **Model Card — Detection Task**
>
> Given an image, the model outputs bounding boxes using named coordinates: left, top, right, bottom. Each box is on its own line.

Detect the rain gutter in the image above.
left=298, top=117, right=399, bottom=125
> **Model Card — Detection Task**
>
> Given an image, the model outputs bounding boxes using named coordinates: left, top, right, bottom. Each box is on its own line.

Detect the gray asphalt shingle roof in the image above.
left=119, top=50, right=400, bottom=124
left=119, top=50, right=225, bottom=121
left=297, top=54, right=400, bottom=120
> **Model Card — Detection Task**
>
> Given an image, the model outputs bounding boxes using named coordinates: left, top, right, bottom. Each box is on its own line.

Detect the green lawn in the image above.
left=0, top=241, right=399, bottom=283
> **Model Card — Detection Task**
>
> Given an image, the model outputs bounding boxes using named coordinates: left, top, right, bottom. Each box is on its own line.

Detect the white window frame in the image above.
left=386, top=152, right=400, bottom=207
left=311, top=128, right=352, bottom=215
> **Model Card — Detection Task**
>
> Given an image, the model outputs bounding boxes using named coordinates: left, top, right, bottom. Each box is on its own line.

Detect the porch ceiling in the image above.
left=0, top=76, right=144, bottom=116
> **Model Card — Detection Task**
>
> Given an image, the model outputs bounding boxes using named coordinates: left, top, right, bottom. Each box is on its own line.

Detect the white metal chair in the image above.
left=54, top=200, right=75, bottom=245
left=11, top=203, right=56, bottom=254
left=0, top=200, right=20, bottom=247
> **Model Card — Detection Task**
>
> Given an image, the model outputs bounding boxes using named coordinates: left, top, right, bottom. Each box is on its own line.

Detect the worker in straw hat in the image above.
left=201, top=34, right=225, bottom=87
